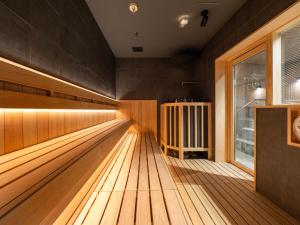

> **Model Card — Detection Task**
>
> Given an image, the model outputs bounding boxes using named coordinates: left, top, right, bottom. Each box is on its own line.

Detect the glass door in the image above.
left=232, top=50, right=266, bottom=171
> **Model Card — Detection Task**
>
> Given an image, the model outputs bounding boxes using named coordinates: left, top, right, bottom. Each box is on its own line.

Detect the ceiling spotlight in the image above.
left=201, top=9, right=209, bottom=27
left=178, top=15, right=190, bottom=28
left=296, top=77, right=300, bottom=83
left=129, top=2, right=138, bottom=14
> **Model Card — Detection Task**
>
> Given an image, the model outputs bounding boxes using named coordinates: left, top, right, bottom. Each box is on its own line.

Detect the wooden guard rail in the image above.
left=160, top=102, right=212, bottom=159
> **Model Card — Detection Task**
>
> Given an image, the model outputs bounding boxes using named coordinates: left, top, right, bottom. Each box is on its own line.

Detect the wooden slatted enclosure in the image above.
left=161, top=102, right=212, bottom=159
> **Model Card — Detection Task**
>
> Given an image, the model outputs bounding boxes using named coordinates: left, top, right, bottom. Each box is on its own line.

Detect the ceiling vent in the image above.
left=132, top=46, right=143, bottom=52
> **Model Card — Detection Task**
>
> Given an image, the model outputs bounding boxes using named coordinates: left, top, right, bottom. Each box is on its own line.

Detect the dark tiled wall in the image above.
left=193, top=0, right=296, bottom=101
left=192, top=0, right=297, bottom=159
left=256, top=108, right=300, bottom=220
left=192, top=0, right=297, bottom=101
left=0, top=0, right=115, bottom=98
left=116, top=58, right=194, bottom=102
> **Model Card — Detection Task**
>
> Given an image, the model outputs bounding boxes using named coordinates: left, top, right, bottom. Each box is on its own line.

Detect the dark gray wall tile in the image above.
left=256, top=108, right=300, bottom=220
left=0, top=0, right=115, bottom=98
left=0, top=0, right=30, bottom=23
left=0, top=3, right=30, bottom=65
left=116, top=58, right=194, bottom=102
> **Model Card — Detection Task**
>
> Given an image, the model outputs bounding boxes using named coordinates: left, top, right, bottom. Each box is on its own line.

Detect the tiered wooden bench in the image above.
left=0, top=119, right=130, bottom=225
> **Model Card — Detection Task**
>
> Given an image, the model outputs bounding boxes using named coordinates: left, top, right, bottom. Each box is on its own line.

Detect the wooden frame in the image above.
left=215, top=1, right=300, bottom=167
left=226, top=42, right=271, bottom=175
left=287, top=106, right=300, bottom=148
left=215, top=1, right=300, bottom=188
left=160, top=102, right=212, bottom=160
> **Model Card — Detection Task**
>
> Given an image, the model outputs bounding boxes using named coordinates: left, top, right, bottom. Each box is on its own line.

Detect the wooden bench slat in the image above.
left=125, top=134, right=141, bottom=191
left=0, top=121, right=128, bottom=212
left=72, top=133, right=132, bottom=225
left=0, top=120, right=130, bottom=225
left=0, top=120, right=118, bottom=165
left=55, top=131, right=130, bottom=225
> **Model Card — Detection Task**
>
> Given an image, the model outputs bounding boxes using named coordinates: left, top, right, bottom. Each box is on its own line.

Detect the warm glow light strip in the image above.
left=0, top=108, right=116, bottom=112
left=0, top=56, right=117, bottom=103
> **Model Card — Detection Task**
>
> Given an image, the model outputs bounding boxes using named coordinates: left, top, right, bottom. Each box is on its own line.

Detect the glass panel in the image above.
left=280, top=21, right=300, bottom=104
left=233, top=51, right=266, bottom=170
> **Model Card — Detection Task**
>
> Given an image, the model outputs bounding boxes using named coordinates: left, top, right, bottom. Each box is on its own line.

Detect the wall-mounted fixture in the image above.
left=201, top=10, right=209, bottom=27
left=132, top=46, right=143, bottom=52
left=255, top=83, right=262, bottom=89
left=129, top=2, right=138, bottom=14
left=178, top=15, right=190, bottom=28
left=181, top=81, right=201, bottom=87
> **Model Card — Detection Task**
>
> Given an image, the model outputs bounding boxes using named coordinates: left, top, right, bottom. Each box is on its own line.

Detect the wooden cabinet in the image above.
left=160, top=102, right=212, bottom=159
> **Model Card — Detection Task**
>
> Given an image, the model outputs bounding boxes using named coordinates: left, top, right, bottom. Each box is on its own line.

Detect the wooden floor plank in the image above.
left=193, top=159, right=261, bottom=225
left=174, top=189, right=193, bottom=225
left=166, top=157, right=203, bottom=225
left=180, top=159, right=237, bottom=225
left=150, top=190, right=170, bottom=225
left=177, top=159, right=228, bottom=225
left=136, top=190, right=152, bottom=225
left=213, top=161, right=300, bottom=225
left=204, top=160, right=282, bottom=225
left=200, top=160, right=276, bottom=225
left=185, top=159, right=248, bottom=225
left=171, top=158, right=215, bottom=225
left=118, top=191, right=136, bottom=225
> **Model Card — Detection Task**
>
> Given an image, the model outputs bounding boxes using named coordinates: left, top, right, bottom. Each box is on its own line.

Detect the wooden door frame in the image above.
left=226, top=38, right=273, bottom=175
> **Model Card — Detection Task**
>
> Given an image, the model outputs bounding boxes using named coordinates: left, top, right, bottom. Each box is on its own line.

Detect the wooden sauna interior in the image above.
left=0, top=0, right=300, bottom=224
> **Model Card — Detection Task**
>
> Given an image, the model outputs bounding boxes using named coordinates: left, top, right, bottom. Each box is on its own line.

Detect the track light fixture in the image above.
left=201, top=9, right=209, bottom=27
left=129, top=2, right=138, bottom=14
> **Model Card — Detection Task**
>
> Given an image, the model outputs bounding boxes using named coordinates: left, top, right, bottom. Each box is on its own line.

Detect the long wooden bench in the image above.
left=0, top=119, right=130, bottom=225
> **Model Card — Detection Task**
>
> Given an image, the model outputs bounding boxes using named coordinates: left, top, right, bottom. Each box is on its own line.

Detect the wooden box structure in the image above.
left=160, top=102, right=212, bottom=159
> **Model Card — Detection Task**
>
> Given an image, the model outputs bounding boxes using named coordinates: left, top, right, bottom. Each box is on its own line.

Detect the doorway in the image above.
left=229, top=44, right=268, bottom=173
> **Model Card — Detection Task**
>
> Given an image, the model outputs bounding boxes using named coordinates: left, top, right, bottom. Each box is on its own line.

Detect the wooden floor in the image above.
left=166, top=157, right=300, bottom=225
left=74, top=132, right=299, bottom=225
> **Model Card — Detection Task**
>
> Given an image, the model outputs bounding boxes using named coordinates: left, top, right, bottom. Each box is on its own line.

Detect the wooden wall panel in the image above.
left=0, top=109, right=116, bottom=155
left=0, top=109, right=4, bottom=154
left=4, top=111, right=23, bottom=153
left=37, top=111, right=49, bottom=143
left=116, top=100, right=157, bottom=137
left=23, top=111, right=38, bottom=147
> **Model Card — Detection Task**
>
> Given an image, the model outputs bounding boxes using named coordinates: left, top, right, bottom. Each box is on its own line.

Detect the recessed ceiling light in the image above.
left=178, top=15, right=190, bottom=28
left=129, top=2, right=138, bottom=14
